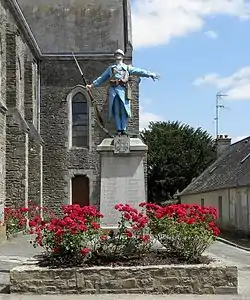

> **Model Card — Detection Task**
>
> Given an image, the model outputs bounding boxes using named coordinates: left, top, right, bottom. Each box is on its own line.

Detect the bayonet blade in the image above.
left=72, top=52, right=83, bottom=76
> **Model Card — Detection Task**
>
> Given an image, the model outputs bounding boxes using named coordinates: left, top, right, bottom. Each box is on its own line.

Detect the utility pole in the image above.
left=215, top=92, right=228, bottom=138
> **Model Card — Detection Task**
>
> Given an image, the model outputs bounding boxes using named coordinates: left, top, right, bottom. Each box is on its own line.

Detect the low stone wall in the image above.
left=10, top=259, right=237, bottom=295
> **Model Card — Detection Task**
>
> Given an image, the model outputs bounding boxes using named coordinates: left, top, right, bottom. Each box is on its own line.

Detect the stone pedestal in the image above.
left=97, top=137, right=147, bottom=228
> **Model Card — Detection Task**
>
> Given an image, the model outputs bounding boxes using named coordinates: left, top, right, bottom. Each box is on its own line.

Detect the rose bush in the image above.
left=29, top=204, right=103, bottom=263
left=141, top=202, right=220, bottom=261
left=29, top=203, right=151, bottom=264
left=97, top=203, right=151, bottom=260
left=1, top=201, right=55, bottom=239
left=2, top=201, right=220, bottom=264
left=3, top=206, right=29, bottom=238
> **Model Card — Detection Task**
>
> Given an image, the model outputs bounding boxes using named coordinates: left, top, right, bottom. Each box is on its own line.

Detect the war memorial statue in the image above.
left=86, top=49, right=159, bottom=136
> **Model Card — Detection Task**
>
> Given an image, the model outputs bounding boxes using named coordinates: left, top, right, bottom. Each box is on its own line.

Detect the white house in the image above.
left=179, top=135, right=250, bottom=234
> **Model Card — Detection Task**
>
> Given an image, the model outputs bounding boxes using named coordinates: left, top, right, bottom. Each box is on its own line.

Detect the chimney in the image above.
left=216, top=134, right=231, bottom=157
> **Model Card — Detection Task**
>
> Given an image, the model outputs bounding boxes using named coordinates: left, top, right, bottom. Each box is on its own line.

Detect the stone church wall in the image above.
left=0, top=0, right=7, bottom=220
left=0, top=0, right=140, bottom=217
left=0, top=0, right=42, bottom=209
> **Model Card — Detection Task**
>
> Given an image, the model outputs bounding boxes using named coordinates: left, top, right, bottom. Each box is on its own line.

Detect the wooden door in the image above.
left=72, top=175, right=89, bottom=207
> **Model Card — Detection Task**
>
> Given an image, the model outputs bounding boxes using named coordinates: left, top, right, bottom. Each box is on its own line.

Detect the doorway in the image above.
left=71, top=175, right=89, bottom=207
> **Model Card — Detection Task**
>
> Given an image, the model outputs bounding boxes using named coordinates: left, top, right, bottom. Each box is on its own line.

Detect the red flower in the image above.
left=91, top=222, right=100, bottom=230
left=79, top=224, right=88, bottom=231
left=29, top=220, right=36, bottom=227
left=125, top=229, right=133, bottom=238
left=53, top=247, right=60, bottom=253
left=124, top=213, right=131, bottom=220
left=100, top=235, right=107, bottom=241
left=55, top=229, right=63, bottom=236
left=186, top=218, right=196, bottom=225
left=80, top=248, right=91, bottom=256
left=139, top=234, right=150, bottom=243
left=21, top=208, right=29, bottom=212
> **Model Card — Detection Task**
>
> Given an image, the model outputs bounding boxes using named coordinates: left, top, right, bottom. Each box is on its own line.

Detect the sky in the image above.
left=131, top=0, right=250, bottom=143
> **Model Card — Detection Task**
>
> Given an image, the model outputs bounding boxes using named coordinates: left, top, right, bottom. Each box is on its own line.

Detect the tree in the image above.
left=141, top=121, right=217, bottom=204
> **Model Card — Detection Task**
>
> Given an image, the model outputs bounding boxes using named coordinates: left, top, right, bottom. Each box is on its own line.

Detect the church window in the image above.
left=71, top=92, right=89, bottom=147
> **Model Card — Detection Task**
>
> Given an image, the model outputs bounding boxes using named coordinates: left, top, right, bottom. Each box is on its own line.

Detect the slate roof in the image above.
left=179, top=136, right=250, bottom=195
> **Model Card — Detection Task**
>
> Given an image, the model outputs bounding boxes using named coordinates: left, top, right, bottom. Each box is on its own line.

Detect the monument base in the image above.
left=97, top=137, right=148, bottom=228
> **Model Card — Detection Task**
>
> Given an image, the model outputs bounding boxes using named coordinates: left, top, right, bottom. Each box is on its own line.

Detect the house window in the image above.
left=218, top=196, right=223, bottom=221
left=72, top=92, right=89, bottom=147
left=201, top=198, right=204, bottom=207
left=71, top=175, right=89, bottom=207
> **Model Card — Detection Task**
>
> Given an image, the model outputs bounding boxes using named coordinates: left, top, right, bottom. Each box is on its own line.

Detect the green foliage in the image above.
left=30, top=204, right=151, bottom=265
left=141, top=121, right=216, bottom=203
left=143, top=203, right=220, bottom=261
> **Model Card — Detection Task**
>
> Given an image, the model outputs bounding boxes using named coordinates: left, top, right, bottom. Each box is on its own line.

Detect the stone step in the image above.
left=0, top=271, right=10, bottom=294
left=0, top=254, right=32, bottom=294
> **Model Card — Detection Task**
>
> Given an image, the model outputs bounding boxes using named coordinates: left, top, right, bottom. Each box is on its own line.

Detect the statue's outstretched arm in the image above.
left=92, top=67, right=110, bottom=87
left=128, top=66, right=159, bottom=80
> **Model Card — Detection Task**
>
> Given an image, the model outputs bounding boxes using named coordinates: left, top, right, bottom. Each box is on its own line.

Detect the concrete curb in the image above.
left=217, top=237, right=250, bottom=252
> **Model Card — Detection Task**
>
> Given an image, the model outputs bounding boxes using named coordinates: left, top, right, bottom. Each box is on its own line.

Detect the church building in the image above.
left=0, top=0, right=139, bottom=221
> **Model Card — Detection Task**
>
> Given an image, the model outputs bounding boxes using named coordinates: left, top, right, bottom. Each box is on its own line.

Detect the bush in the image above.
left=3, top=207, right=29, bottom=238
left=4, top=201, right=219, bottom=264
left=30, top=205, right=103, bottom=263
left=29, top=204, right=151, bottom=264
left=141, top=202, right=220, bottom=261
left=96, top=204, right=151, bottom=260
left=3, top=201, right=54, bottom=239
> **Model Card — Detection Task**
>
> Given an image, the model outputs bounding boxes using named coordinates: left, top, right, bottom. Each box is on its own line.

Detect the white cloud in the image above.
left=193, top=66, right=250, bottom=100
left=132, top=0, right=250, bottom=48
left=204, top=30, right=218, bottom=39
left=139, top=106, right=163, bottom=130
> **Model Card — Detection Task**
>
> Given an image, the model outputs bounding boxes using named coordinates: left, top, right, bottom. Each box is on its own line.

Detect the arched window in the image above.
left=71, top=91, right=89, bottom=147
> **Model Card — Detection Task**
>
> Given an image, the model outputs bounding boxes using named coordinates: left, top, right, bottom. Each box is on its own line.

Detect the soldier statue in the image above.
left=86, top=49, right=159, bottom=136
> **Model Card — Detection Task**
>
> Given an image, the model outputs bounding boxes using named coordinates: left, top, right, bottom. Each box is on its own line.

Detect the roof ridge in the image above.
left=179, top=136, right=250, bottom=196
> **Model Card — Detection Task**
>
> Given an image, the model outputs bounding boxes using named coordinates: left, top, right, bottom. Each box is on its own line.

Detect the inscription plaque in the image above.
left=100, top=155, right=146, bottom=227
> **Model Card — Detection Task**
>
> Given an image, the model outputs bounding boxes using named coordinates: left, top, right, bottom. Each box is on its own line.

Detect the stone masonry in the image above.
left=10, top=262, right=238, bottom=295
left=24, top=54, right=43, bottom=207
left=0, top=0, right=42, bottom=213
left=0, top=0, right=142, bottom=221
left=0, top=0, right=7, bottom=223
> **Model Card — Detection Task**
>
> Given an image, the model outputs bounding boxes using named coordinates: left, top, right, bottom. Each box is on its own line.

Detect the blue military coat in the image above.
left=92, top=62, right=155, bottom=120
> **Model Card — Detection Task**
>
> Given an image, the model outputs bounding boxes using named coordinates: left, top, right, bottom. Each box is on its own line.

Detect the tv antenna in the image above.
left=214, top=92, right=228, bottom=138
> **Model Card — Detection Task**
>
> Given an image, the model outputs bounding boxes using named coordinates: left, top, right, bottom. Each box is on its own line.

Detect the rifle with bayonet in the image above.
left=72, top=52, right=113, bottom=138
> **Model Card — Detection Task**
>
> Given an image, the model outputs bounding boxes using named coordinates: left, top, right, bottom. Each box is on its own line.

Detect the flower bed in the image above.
left=6, top=202, right=221, bottom=265
left=25, top=202, right=220, bottom=265
left=9, top=202, right=238, bottom=294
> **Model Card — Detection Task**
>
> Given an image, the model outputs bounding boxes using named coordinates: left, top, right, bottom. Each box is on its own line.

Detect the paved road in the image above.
left=0, top=234, right=42, bottom=271
left=0, top=294, right=249, bottom=300
left=209, top=242, right=250, bottom=269
left=1, top=236, right=250, bottom=299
